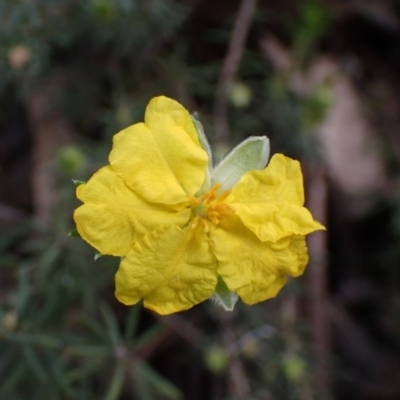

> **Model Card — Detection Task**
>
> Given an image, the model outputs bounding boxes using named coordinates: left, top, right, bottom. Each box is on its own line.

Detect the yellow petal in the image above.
left=115, top=225, right=217, bottom=314
left=74, top=166, right=190, bottom=256
left=281, top=234, right=309, bottom=277
left=109, top=96, right=208, bottom=205
left=210, top=217, right=309, bottom=305
left=227, top=153, right=324, bottom=242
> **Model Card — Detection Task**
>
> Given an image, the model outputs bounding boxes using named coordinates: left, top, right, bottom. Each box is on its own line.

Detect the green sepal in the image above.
left=94, top=252, right=103, bottom=261
left=211, top=136, right=270, bottom=192
left=67, top=228, right=80, bottom=237
left=192, top=113, right=213, bottom=165
left=192, top=113, right=212, bottom=194
left=72, top=179, right=85, bottom=187
left=212, top=276, right=238, bottom=311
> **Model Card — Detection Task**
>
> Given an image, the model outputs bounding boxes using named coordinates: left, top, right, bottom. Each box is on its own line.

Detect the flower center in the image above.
left=189, top=183, right=235, bottom=232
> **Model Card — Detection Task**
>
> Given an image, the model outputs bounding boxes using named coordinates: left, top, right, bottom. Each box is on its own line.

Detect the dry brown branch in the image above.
left=259, top=34, right=293, bottom=74
left=156, top=314, right=204, bottom=347
left=26, top=75, right=75, bottom=226
left=219, top=311, right=250, bottom=399
left=214, top=0, right=258, bottom=143
left=305, top=166, right=330, bottom=391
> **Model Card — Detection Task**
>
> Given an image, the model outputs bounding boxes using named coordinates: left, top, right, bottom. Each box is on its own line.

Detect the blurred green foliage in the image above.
left=0, top=161, right=184, bottom=399
left=0, top=0, right=350, bottom=399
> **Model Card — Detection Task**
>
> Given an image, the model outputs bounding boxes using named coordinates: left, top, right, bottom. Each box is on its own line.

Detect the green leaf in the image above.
left=212, top=276, right=238, bottom=311
left=135, top=361, right=182, bottom=399
left=65, top=361, right=104, bottom=383
left=21, top=344, right=48, bottom=382
left=100, top=303, right=121, bottom=345
left=83, top=316, right=108, bottom=339
left=134, top=324, right=164, bottom=351
left=192, top=113, right=212, bottom=166
left=66, top=344, right=110, bottom=358
left=192, top=113, right=212, bottom=194
left=124, top=305, right=140, bottom=341
left=134, top=364, right=153, bottom=400
left=211, top=136, right=270, bottom=192
left=104, top=364, right=125, bottom=400
left=72, top=179, right=85, bottom=187
left=1, top=362, right=26, bottom=395
left=4, top=332, right=62, bottom=348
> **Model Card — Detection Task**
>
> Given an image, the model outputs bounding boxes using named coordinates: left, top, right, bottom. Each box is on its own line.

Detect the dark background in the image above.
left=1, top=0, right=400, bottom=399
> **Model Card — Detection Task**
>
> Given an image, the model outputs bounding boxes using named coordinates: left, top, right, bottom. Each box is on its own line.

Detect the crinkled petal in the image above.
left=227, top=153, right=324, bottom=242
left=210, top=217, right=309, bottom=305
left=109, top=96, right=208, bottom=205
left=115, top=225, right=217, bottom=314
left=74, top=166, right=189, bottom=256
left=280, top=234, right=309, bottom=277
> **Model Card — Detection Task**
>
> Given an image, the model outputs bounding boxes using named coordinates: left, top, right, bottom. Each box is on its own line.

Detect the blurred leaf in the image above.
left=21, top=344, right=48, bottom=382
left=100, top=303, right=121, bottom=345
left=104, top=364, right=125, bottom=400
left=0, top=362, right=26, bottom=395
left=0, top=348, right=15, bottom=382
left=136, top=361, right=182, bottom=400
left=124, top=305, right=140, bottom=341
left=4, top=331, right=62, bottom=348
left=83, top=315, right=109, bottom=340
left=134, top=323, right=164, bottom=351
left=67, top=343, right=110, bottom=357
left=15, top=266, right=32, bottom=314
left=65, top=360, right=105, bottom=383
left=36, top=244, right=62, bottom=283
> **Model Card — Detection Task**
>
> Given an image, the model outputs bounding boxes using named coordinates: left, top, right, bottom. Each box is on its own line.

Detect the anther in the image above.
left=189, top=183, right=235, bottom=231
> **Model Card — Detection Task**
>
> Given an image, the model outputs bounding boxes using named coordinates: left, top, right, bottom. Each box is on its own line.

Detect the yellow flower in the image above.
left=74, top=96, right=324, bottom=314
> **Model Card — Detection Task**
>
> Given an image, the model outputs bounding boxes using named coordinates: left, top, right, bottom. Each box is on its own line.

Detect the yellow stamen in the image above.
left=190, top=183, right=235, bottom=231
left=216, top=189, right=231, bottom=203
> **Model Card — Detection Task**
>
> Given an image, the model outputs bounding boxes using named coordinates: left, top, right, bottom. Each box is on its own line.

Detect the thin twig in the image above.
left=214, top=0, right=258, bottom=143
left=138, top=314, right=204, bottom=359
left=26, top=72, right=75, bottom=226
left=219, top=311, right=250, bottom=399
left=305, top=165, right=330, bottom=392
left=156, top=314, right=204, bottom=346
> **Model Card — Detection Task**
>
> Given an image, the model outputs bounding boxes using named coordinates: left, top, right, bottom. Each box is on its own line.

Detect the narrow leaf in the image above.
left=104, top=364, right=125, bottom=400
